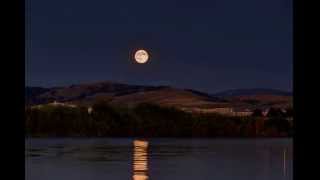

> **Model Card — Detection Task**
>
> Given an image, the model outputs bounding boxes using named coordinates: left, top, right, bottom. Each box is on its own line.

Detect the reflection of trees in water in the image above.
left=133, top=140, right=149, bottom=180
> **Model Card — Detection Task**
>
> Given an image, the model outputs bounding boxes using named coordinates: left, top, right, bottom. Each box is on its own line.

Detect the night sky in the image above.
left=25, top=0, right=292, bottom=93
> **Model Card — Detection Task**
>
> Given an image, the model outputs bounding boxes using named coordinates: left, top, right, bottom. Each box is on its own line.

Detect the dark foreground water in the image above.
left=26, top=138, right=292, bottom=180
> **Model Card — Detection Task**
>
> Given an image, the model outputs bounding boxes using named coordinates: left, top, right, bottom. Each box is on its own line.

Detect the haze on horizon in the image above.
left=25, top=0, right=292, bottom=93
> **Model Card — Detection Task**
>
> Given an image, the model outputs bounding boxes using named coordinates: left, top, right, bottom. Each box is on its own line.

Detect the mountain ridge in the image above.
left=25, top=81, right=292, bottom=110
left=213, top=88, right=292, bottom=97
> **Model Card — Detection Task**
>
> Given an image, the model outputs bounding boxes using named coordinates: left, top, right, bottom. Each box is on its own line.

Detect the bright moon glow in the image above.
left=134, top=50, right=149, bottom=64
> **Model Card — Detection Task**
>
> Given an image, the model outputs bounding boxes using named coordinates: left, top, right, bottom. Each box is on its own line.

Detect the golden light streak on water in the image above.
left=133, top=140, right=149, bottom=180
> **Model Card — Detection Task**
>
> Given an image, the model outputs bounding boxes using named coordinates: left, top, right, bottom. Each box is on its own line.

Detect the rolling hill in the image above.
left=25, top=81, right=292, bottom=110
left=213, top=88, right=292, bottom=97
left=213, top=88, right=292, bottom=109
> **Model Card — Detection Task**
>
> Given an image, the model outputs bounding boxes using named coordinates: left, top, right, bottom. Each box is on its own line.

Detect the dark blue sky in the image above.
left=25, top=0, right=292, bottom=93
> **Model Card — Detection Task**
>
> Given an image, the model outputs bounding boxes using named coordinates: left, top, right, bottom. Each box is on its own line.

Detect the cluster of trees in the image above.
left=251, top=107, right=293, bottom=118
left=25, top=102, right=293, bottom=137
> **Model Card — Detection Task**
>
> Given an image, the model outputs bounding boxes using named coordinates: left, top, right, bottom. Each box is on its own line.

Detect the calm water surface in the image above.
left=26, top=138, right=292, bottom=180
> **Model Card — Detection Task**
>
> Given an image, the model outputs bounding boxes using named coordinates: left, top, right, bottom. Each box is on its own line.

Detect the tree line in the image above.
left=25, top=101, right=293, bottom=137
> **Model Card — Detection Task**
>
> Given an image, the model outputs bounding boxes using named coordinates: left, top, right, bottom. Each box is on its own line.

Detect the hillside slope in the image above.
left=26, top=82, right=292, bottom=110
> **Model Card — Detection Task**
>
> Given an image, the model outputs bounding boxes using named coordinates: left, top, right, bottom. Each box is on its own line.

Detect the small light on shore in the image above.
left=88, top=107, right=93, bottom=114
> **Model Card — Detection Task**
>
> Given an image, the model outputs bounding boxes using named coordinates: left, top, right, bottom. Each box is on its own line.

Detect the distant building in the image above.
left=88, top=107, right=93, bottom=114
left=196, top=107, right=233, bottom=115
left=180, top=107, right=232, bottom=114
left=49, top=101, right=77, bottom=108
left=30, top=104, right=43, bottom=109
left=280, top=108, right=287, bottom=113
left=181, top=107, right=253, bottom=117
left=262, top=109, right=269, bottom=116
left=31, top=101, right=77, bottom=109
left=232, top=108, right=253, bottom=117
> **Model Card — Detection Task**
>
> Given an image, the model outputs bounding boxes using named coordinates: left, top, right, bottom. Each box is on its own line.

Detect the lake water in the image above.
left=26, top=138, right=292, bottom=180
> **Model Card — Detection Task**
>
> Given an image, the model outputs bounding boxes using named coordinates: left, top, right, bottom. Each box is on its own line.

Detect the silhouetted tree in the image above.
left=267, top=108, right=285, bottom=118
left=265, top=117, right=290, bottom=135
left=252, top=109, right=263, bottom=117
left=285, top=107, right=293, bottom=117
left=25, top=102, right=293, bottom=138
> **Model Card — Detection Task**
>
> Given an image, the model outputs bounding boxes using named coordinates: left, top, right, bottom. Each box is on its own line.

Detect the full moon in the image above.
left=134, top=49, right=149, bottom=64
